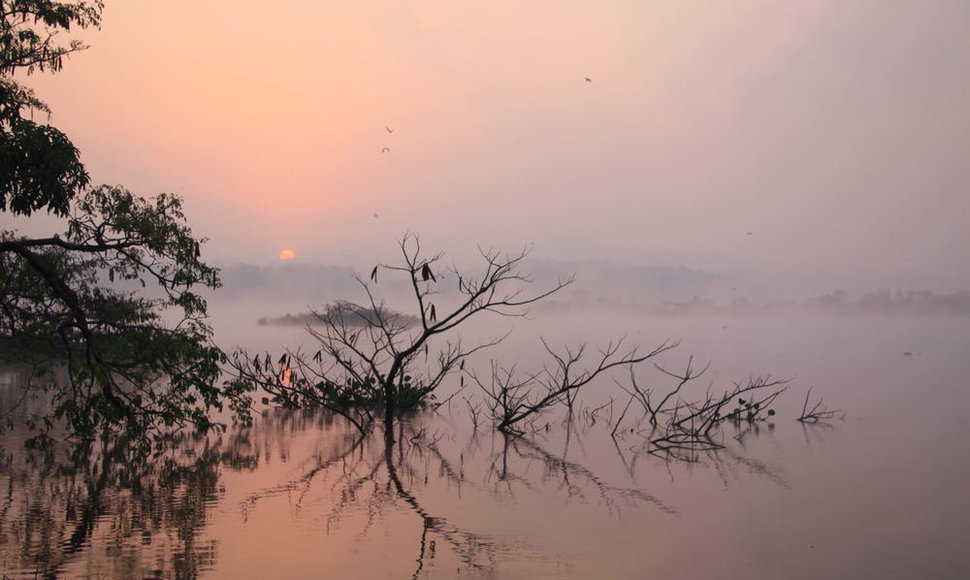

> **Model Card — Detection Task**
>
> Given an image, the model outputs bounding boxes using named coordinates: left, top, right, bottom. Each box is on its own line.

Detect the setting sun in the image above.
left=279, top=249, right=296, bottom=260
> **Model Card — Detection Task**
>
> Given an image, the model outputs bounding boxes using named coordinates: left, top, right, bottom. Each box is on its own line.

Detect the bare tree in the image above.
left=230, top=234, right=571, bottom=441
left=649, top=375, right=789, bottom=457
left=797, top=387, right=843, bottom=422
left=474, top=338, right=677, bottom=434
left=624, top=354, right=709, bottom=426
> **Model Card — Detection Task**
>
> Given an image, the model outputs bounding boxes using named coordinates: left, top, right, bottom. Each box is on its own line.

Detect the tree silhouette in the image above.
left=0, top=1, right=246, bottom=447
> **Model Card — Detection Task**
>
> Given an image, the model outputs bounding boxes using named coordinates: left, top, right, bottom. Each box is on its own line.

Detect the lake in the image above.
left=2, top=311, right=969, bottom=579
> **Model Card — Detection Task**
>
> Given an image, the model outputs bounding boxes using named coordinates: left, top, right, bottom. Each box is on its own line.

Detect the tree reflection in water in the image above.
left=0, top=430, right=242, bottom=579
left=0, top=401, right=808, bottom=578
left=234, top=411, right=687, bottom=577
left=238, top=419, right=518, bottom=576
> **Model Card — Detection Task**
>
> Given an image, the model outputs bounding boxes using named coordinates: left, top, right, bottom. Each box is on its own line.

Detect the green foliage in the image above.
left=260, top=374, right=432, bottom=413
left=0, top=186, right=231, bottom=446
left=726, top=397, right=776, bottom=422
left=0, top=105, right=89, bottom=216
left=0, top=1, right=245, bottom=448
left=0, top=1, right=103, bottom=76
left=0, top=1, right=101, bottom=217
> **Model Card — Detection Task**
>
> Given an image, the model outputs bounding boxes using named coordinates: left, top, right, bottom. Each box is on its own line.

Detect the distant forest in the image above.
left=539, top=289, right=970, bottom=317
left=216, top=262, right=970, bottom=318
left=257, top=304, right=419, bottom=327
left=799, top=289, right=970, bottom=317
left=216, top=259, right=716, bottom=303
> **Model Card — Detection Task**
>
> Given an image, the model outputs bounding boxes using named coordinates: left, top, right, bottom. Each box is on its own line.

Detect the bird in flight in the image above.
left=381, top=147, right=390, bottom=153
left=585, top=77, right=592, bottom=83
left=385, top=126, right=394, bottom=133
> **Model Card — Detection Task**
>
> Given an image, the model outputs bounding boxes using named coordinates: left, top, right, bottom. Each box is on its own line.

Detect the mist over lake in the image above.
left=4, top=271, right=969, bottom=578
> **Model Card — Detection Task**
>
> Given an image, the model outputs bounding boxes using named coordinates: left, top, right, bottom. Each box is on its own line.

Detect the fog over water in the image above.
left=207, top=259, right=970, bottom=358
left=189, top=293, right=970, bottom=579
left=5, top=225, right=970, bottom=578
left=5, top=294, right=970, bottom=578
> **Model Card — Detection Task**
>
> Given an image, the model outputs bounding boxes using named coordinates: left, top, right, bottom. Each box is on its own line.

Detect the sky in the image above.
left=6, top=0, right=970, bottom=295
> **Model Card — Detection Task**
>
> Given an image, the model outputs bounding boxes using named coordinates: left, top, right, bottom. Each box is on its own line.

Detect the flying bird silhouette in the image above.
left=585, top=77, right=592, bottom=83
left=381, top=147, right=390, bottom=153
left=385, top=126, right=394, bottom=133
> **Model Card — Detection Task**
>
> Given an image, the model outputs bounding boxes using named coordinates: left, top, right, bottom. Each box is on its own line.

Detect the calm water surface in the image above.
left=2, top=314, right=969, bottom=579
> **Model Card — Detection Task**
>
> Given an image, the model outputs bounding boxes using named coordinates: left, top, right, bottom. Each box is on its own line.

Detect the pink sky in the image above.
left=7, top=0, right=970, bottom=293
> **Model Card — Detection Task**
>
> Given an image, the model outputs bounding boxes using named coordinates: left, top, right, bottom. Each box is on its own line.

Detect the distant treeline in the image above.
left=803, top=289, right=970, bottom=317
left=654, top=289, right=970, bottom=317
left=256, top=313, right=322, bottom=326
left=258, top=303, right=419, bottom=327
left=216, top=259, right=719, bottom=305
left=213, top=262, right=969, bottom=318
left=536, top=289, right=970, bottom=317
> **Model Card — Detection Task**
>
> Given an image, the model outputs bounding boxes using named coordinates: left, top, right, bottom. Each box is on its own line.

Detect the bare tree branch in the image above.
left=230, top=234, right=570, bottom=442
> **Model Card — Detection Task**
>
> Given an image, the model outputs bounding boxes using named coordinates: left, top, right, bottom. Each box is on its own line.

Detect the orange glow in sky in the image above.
left=14, top=1, right=970, bottom=292
left=279, top=249, right=296, bottom=261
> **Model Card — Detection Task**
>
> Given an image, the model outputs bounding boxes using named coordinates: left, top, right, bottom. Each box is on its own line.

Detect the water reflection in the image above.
left=0, top=431, right=231, bottom=579
left=2, top=398, right=695, bottom=579
left=7, top=308, right=970, bottom=580
left=231, top=414, right=681, bottom=578
left=5, top=316, right=969, bottom=578
left=498, top=433, right=676, bottom=516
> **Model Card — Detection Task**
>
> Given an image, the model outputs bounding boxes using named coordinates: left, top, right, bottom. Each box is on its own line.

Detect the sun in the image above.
left=279, top=249, right=296, bottom=260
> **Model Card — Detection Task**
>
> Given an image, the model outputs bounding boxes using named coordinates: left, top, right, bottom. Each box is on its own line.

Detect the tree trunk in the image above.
left=383, top=382, right=396, bottom=443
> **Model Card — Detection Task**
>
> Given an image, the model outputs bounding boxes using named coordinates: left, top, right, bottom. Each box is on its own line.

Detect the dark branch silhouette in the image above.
left=231, top=233, right=572, bottom=441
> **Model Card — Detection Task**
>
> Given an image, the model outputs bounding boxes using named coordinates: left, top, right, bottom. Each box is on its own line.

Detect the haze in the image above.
left=8, top=0, right=970, bottom=297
